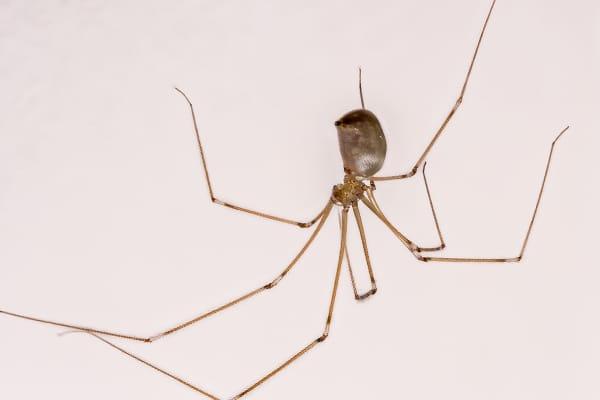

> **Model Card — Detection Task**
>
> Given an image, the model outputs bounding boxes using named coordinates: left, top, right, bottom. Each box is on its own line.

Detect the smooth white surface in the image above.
left=0, top=1, right=598, bottom=399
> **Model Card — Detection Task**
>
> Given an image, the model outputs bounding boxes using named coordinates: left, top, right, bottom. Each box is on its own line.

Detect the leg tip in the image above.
left=553, top=125, right=571, bottom=144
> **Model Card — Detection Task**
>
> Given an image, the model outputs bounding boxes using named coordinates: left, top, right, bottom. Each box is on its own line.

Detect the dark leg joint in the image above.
left=264, top=274, right=284, bottom=290
left=356, top=287, right=378, bottom=301
left=455, top=96, right=463, bottom=108
left=416, top=243, right=446, bottom=252
left=317, top=333, right=329, bottom=343
left=416, top=254, right=429, bottom=262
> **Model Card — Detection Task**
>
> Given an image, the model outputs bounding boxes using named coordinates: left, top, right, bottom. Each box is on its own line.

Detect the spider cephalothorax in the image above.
left=331, top=175, right=369, bottom=207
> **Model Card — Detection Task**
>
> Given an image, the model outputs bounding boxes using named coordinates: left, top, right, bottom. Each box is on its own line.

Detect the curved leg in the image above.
left=360, top=193, right=417, bottom=253
left=372, top=0, right=497, bottom=181
left=415, top=127, right=569, bottom=262
left=64, top=207, right=350, bottom=400
left=0, top=201, right=334, bottom=343
left=344, top=203, right=377, bottom=301
left=364, top=127, right=569, bottom=263
left=367, top=161, right=446, bottom=252
left=175, top=87, right=323, bottom=228
left=418, top=161, right=446, bottom=251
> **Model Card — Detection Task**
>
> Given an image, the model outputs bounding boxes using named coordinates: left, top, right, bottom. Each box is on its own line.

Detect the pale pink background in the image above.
left=1, top=1, right=598, bottom=399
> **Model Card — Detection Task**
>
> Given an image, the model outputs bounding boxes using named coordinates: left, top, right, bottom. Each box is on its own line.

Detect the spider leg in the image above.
left=360, top=193, right=419, bottom=253
left=64, top=207, right=350, bottom=400
left=341, top=204, right=378, bottom=301
left=415, top=126, right=569, bottom=263
left=367, top=161, right=446, bottom=252
left=0, top=201, right=334, bottom=343
left=358, top=67, right=365, bottom=109
left=62, top=331, right=220, bottom=399
left=372, top=0, right=497, bottom=181
left=365, top=127, right=569, bottom=263
left=415, top=161, right=446, bottom=251
left=175, top=87, right=324, bottom=228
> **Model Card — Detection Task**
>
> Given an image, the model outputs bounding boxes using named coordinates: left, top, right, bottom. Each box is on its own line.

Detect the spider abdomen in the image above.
left=335, top=109, right=387, bottom=178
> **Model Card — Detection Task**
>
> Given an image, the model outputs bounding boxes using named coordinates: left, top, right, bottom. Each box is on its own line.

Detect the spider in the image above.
left=0, top=1, right=570, bottom=398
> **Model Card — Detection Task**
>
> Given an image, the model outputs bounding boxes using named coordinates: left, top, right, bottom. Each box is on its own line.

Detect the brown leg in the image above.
left=418, top=161, right=446, bottom=252
left=372, top=0, right=497, bottom=181
left=367, top=162, right=446, bottom=253
left=175, top=87, right=324, bottom=228
left=232, top=205, right=346, bottom=397
left=416, top=127, right=569, bottom=262
left=351, top=203, right=378, bottom=300
left=359, top=67, right=365, bottom=109
left=0, top=201, right=334, bottom=343
left=65, top=207, right=350, bottom=400
left=61, top=331, right=221, bottom=400
left=359, top=193, right=418, bottom=253
left=365, top=127, right=569, bottom=263
left=341, top=204, right=378, bottom=301
left=338, top=212, right=360, bottom=299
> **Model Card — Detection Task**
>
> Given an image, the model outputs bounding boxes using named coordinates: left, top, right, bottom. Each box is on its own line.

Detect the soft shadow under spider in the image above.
left=1, top=1, right=571, bottom=398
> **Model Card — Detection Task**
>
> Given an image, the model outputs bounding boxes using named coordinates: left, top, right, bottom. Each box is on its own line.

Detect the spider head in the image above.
left=335, top=109, right=387, bottom=178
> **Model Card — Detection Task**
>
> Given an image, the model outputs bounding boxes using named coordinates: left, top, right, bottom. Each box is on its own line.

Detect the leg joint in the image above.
left=265, top=274, right=285, bottom=289
left=317, top=333, right=329, bottom=343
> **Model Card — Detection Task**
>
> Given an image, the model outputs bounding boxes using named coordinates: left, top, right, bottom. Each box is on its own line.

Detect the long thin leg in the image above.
left=175, top=87, right=323, bottom=228
left=350, top=203, right=377, bottom=300
left=338, top=207, right=377, bottom=301
left=359, top=193, right=418, bottom=253
left=338, top=213, right=361, bottom=299
left=365, top=127, right=569, bottom=263
left=343, top=240, right=361, bottom=299
left=65, top=207, right=350, bottom=400
left=418, top=161, right=446, bottom=251
left=0, top=200, right=334, bottom=343
left=372, top=0, right=497, bottom=181
left=363, top=188, right=432, bottom=252
left=367, top=164, right=446, bottom=253
left=233, top=207, right=346, bottom=398
left=417, top=126, right=569, bottom=262
left=61, top=331, right=221, bottom=400
left=359, top=67, right=365, bottom=109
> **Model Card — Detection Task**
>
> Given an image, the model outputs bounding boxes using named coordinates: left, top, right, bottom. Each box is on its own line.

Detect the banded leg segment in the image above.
left=0, top=201, right=334, bottom=343
left=417, top=127, right=569, bottom=263
left=372, top=0, right=497, bottom=181
left=364, top=127, right=569, bottom=263
left=67, top=207, right=350, bottom=400
left=345, top=203, right=378, bottom=301
left=367, top=161, right=446, bottom=252
left=418, top=161, right=446, bottom=251
left=360, top=193, right=418, bottom=253
left=175, top=87, right=323, bottom=228
left=62, top=331, right=221, bottom=400
left=234, top=208, right=348, bottom=398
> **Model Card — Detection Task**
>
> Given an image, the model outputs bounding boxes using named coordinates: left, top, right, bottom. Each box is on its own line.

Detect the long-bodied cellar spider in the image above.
left=1, top=1, right=570, bottom=398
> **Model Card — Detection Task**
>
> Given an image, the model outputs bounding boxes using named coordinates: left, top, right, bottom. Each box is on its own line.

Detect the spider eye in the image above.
left=334, top=120, right=342, bottom=127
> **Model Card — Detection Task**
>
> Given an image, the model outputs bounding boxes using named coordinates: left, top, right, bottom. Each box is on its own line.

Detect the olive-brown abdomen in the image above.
left=335, top=109, right=387, bottom=178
